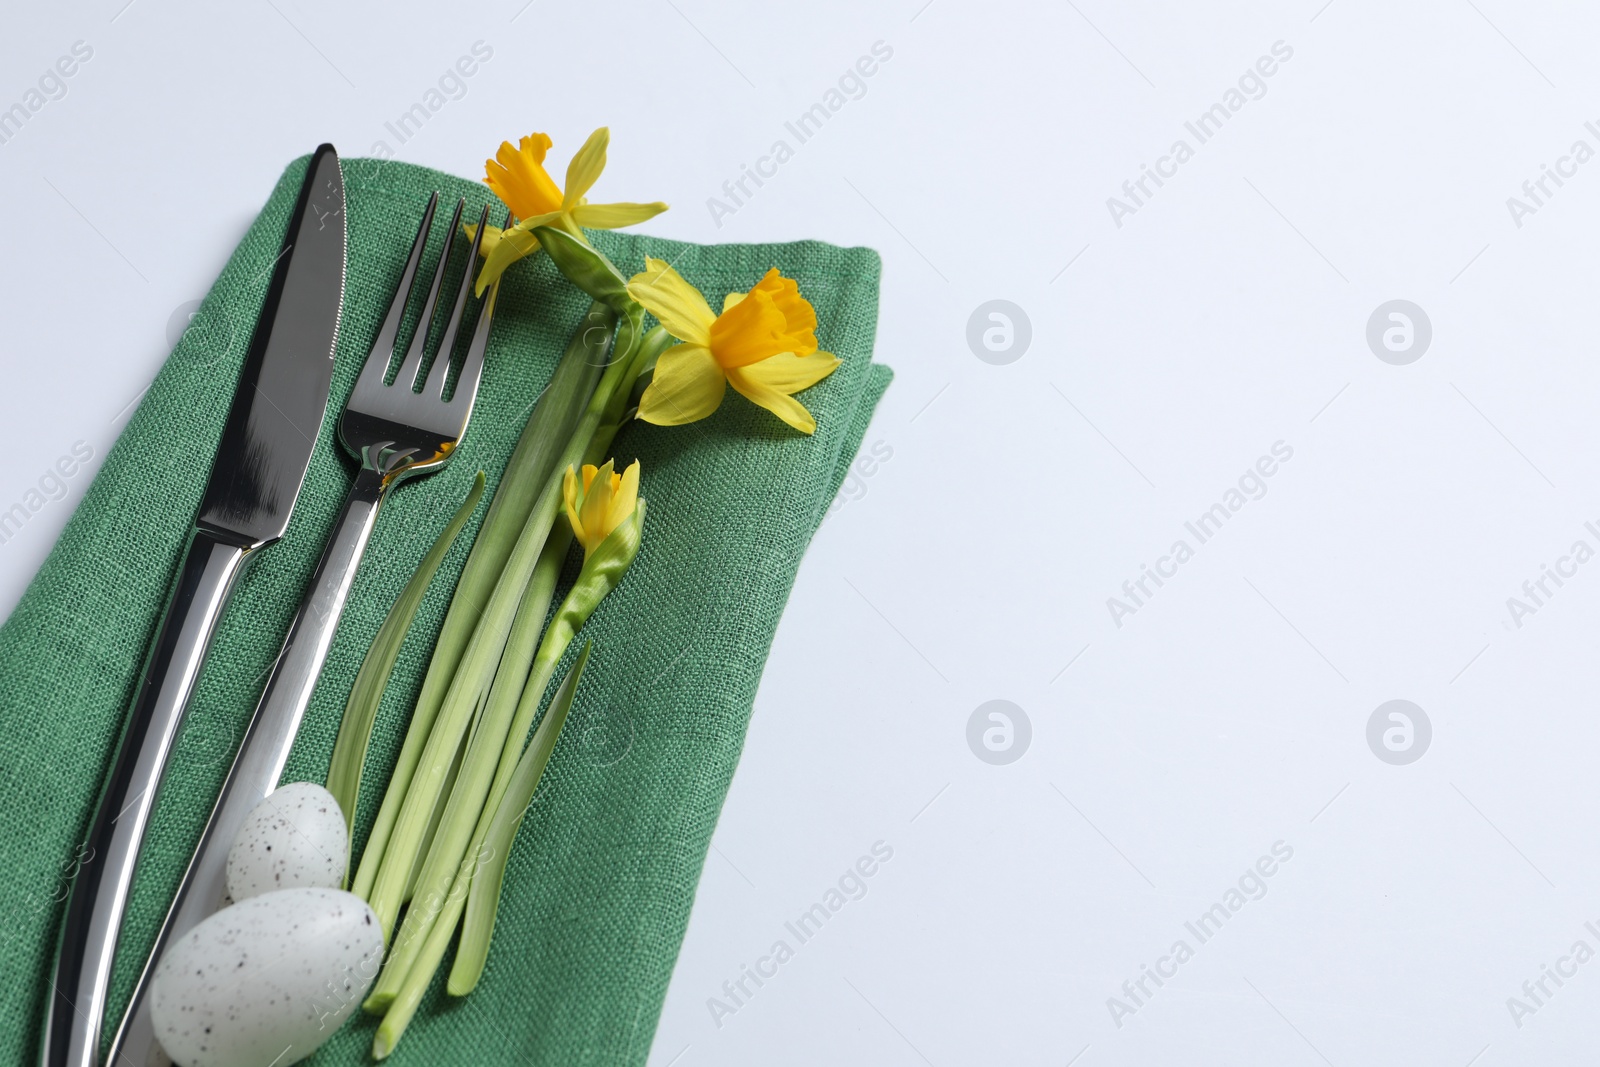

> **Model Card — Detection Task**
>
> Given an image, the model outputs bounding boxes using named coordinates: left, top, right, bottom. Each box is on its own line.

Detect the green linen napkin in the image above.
left=0, top=153, right=890, bottom=1064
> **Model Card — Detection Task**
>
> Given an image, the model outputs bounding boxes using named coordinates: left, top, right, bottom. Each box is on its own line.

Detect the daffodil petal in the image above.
left=474, top=230, right=538, bottom=295
left=563, top=127, right=609, bottom=211
left=636, top=344, right=726, bottom=426
left=733, top=350, right=841, bottom=394
left=609, top=460, right=641, bottom=532
left=722, top=291, right=747, bottom=312
left=472, top=212, right=561, bottom=295
left=462, top=222, right=502, bottom=259
left=562, top=465, right=584, bottom=544
left=517, top=211, right=566, bottom=230
left=627, top=258, right=716, bottom=347
left=579, top=459, right=616, bottom=546
left=725, top=364, right=820, bottom=434
left=571, top=201, right=669, bottom=230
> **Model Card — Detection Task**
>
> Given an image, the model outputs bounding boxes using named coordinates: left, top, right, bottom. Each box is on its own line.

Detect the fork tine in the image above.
left=394, top=197, right=465, bottom=392
left=423, top=203, right=492, bottom=399
left=448, top=207, right=506, bottom=413
left=355, top=192, right=437, bottom=397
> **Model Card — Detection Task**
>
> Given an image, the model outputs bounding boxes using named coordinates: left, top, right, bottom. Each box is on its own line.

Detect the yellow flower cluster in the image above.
left=479, top=128, right=841, bottom=433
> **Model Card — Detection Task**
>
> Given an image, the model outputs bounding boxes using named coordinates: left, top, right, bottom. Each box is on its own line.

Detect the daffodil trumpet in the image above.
left=469, top=127, right=668, bottom=295
left=627, top=258, right=841, bottom=434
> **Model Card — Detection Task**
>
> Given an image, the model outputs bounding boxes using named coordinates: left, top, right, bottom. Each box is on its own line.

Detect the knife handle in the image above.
left=41, top=528, right=255, bottom=1067
left=107, top=466, right=386, bottom=1067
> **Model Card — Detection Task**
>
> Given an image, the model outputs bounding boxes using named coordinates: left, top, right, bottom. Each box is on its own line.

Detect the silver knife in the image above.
left=40, top=144, right=347, bottom=1067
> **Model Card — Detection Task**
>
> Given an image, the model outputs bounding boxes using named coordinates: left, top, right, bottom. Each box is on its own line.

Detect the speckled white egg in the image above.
left=225, top=782, right=346, bottom=902
left=150, top=886, right=383, bottom=1067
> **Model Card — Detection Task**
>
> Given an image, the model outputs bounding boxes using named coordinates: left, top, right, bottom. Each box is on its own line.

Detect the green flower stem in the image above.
left=364, top=523, right=572, bottom=1009
left=416, top=322, right=659, bottom=997
left=443, top=711, right=561, bottom=996
left=371, top=647, right=592, bottom=1060
left=367, top=250, right=658, bottom=1052
left=370, top=502, right=640, bottom=1010
left=448, top=510, right=643, bottom=994
left=369, top=836, right=482, bottom=1060
left=611, top=324, right=671, bottom=442
left=351, top=306, right=611, bottom=901
left=403, top=723, right=466, bottom=903
left=375, top=506, right=642, bottom=1036
left=325, top=471, right=484, bottom=884
left=361, top=470, right=559, bottom=938
left=361, top=308, right=644, bottom=940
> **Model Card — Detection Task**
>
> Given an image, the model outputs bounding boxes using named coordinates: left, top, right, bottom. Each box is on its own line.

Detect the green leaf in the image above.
left=365, top=524, right=573, bottom=1003
left=403, top=723, right=467, bottom=902
left=531, top=225, right=632, bottom=313
left=623, top=325, right=673, bottom=421
left=449, top=642, right=593, bottom=995
left=325, top=470, right=484, bottom=884
left=372, top=646, right=593, bottom=1057
left=359, top=300, right=641, bottom=941
left=364, top=299, right=655, bottom=1052
left=351, top=304, right=613, bottom=907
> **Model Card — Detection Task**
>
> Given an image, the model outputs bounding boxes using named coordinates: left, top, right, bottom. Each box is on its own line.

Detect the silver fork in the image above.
left=108, top=193, right=502, bottom=1067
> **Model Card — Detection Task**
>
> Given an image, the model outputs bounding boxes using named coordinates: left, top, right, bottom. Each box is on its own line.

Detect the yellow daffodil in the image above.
left=469, top=127, right=668, bottom=294
left=626, top=260, right=841, bottom=434
left=563, top=459, right=642, bottom=558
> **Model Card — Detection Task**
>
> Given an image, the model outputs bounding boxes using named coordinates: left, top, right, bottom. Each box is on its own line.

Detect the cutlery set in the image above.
left=39, top=145, right=501, bottom=1067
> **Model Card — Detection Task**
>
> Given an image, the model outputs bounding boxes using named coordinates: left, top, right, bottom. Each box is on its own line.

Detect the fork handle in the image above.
left=42, top=528, right=254, bottom=1067
left=107, top=467, right=385, bottom=1067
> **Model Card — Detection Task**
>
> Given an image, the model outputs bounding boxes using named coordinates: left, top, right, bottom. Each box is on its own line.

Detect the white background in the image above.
left=4, top=1, right=1600, bottom=1064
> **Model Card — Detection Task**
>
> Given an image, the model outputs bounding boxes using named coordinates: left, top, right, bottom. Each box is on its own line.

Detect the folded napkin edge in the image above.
left=269, top=151, right=887, bottom=288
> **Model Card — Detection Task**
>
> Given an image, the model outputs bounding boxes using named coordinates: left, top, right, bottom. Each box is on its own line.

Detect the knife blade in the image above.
left=40, top=144, right=347, bottom=1067
left=199, top=146, right=346, bottom=544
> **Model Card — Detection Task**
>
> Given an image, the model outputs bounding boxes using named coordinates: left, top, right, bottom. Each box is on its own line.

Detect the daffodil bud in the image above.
left=574, top=498, right=645, bottom=592
left=539, top=457, right=647, bottom=663
left=562, top=459, right=641, bottom=559
left=533, top=498, right=645, bottom=678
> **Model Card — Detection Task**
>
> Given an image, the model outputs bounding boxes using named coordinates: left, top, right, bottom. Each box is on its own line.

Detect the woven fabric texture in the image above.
left=0, top=153, right=891, bottom=1064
